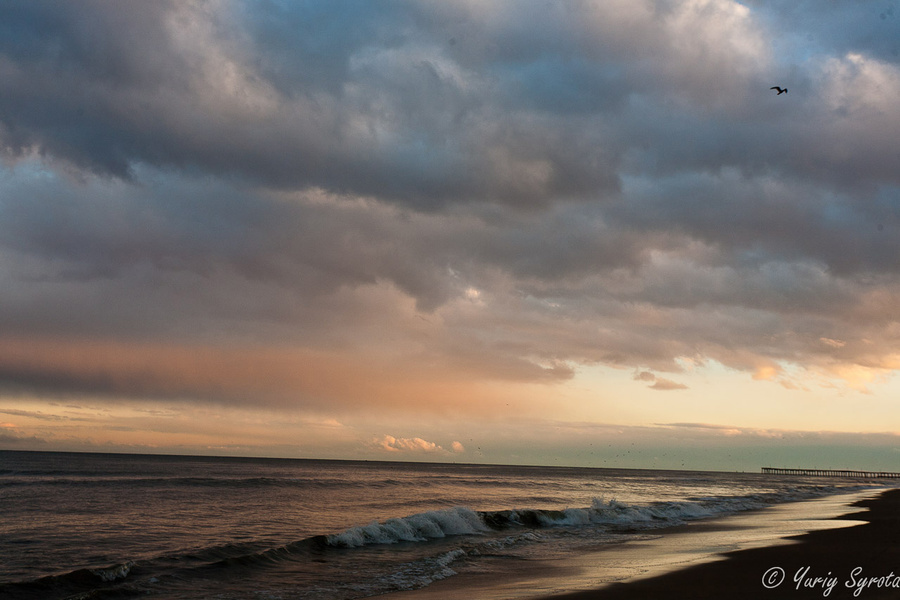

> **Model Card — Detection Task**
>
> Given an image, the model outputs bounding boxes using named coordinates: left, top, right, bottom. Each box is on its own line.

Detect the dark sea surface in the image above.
left=0, top=450, right=884, bottom=599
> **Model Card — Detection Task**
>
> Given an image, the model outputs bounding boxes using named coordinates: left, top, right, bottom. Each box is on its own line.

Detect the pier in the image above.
left=762, top=467, right=900, bottom=479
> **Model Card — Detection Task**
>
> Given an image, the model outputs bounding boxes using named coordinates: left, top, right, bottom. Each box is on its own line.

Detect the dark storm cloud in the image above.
left=0, top=0, right=622, bottom=208
left=3, top=0, right=898, bottom=209
left=2, top=0, right=900, bottom=403
left=0, top=1, right=189, bottom=173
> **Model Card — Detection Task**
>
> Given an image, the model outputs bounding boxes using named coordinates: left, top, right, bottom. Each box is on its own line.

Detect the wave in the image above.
left=324, top=485, right=874, bottom=549
left=90, top=561, right=135, bottom=582
left=374, top=547, right=468, bottom=593
left=0, top=560, right=138, bottom=600
left=323, top=500, right=701, bottom=549
left=326, top=507, right=490, bottom=547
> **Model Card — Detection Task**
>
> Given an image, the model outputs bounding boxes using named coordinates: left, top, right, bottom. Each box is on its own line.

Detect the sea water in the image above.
left=0, top=450, right=884, bottom=599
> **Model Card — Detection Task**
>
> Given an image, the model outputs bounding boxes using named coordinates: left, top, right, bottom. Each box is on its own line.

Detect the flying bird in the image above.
left=770, top=86, right=788, bottom=95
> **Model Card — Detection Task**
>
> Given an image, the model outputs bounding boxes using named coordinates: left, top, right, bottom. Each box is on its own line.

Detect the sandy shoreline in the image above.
left=540, top=487, right=900, bottom=600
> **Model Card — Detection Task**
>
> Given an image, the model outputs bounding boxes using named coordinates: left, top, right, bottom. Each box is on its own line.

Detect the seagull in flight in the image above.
left=770, top=86, right=788, bottom=95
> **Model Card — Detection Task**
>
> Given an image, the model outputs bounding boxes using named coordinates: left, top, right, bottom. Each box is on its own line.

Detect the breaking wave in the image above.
left=326, top=506, right=489, bottom=547
left=325, top=487, right=865, bottom=549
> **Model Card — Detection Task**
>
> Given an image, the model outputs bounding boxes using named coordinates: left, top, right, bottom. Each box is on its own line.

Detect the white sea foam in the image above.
left=532, top=496, right=771, bottom=529
left=326, top=506, right=489, bottom=547
left=477, top=531, right=544, bottom=551
left=90, top=560, right=134, bottom=582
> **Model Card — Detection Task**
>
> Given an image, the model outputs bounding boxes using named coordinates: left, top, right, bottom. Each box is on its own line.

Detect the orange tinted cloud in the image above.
left=374, top=435, right=467, bottom=454
left=0, top=337, right=545, bottom=414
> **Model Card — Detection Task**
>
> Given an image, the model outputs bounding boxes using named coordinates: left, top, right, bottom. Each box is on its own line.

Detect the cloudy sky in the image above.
left=2, top=0, right=900, bottom=471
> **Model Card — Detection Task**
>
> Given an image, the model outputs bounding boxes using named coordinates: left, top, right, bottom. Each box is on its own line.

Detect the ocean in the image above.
left=0, top=450, right=885, bottom=600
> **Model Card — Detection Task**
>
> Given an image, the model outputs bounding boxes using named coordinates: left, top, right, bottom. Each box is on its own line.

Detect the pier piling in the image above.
left=761, top=467, right=900, bottom=479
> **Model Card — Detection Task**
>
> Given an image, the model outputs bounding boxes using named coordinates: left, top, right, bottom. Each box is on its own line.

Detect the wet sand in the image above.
left=541, top=487, right=900, bottom=600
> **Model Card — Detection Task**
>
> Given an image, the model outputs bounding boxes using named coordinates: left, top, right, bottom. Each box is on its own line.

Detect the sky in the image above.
left=1, top=0, right=900, bottom=472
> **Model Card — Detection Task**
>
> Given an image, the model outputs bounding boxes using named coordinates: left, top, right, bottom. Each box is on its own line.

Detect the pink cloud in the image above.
left=634, top=370, right=688, bottom=391
left=376, top=435, right=445, bottom=453
left=650, top=377, right=689, bottom=391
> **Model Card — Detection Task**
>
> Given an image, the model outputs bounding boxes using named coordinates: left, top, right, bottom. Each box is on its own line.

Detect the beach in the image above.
left=542, top=487, right=900, bottom=600
left=382, top=488, right=893, bottom=600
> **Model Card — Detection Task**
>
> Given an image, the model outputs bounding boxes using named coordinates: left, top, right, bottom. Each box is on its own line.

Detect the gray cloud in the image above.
left=0, top=429, right=47, bottom=446
left=0, top=1, right=622, bottom=208
left=0, top=408, right=66, bottom=421
left=1, top=0, right=899, bottom=403
left=633, top=370, right=688, bottom=390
